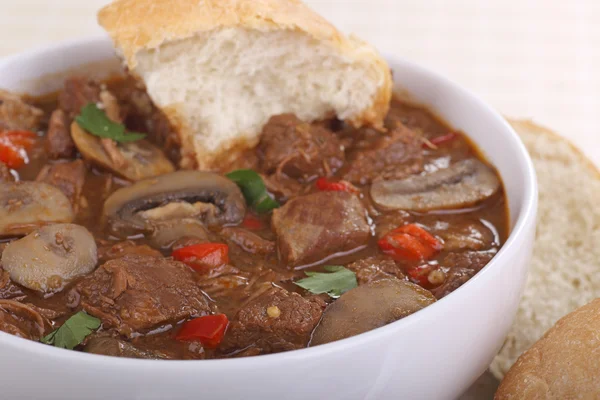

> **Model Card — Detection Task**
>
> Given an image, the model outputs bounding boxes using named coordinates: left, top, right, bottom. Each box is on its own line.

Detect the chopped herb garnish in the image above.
left=294, top=265, right=358, bottom=298
left=75, top=103, right=146, bottom=143
left=226, top=169, right=280, bottom=213
left=41, top=311, right=101, bottom=350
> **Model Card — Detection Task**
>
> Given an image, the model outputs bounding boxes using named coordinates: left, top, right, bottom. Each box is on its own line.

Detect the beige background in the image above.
left=1, top=0, right=599, bottom=164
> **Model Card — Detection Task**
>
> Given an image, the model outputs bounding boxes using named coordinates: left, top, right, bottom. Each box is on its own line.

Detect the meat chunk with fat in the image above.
left=272, top=191, right=371, bottom=267
left=432, top=251, right=496, bottom=299
left=347, top=256, right=407, bottom=285
left=420, top=215, right=497, bottom=252
left=0, top=300, right=45, bottom=340
left=58, top=78, right=101, bottom=118
left=441, top=250, right=496, bottom=272
left=0, top=89, right=43, bottom=132
left=46, top=109, right=75, bottom=159
left=343, top=123, right=423, bottom=184
left=36, top=160, right=86, bottom=212
left=258, top=114, right=345, bottom=180
left=75, top=254, right=211, bottom=336
left=220, top=287, right=325, bottom=355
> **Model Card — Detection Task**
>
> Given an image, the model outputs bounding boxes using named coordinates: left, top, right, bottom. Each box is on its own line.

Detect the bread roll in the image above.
left=490, top=120, right=600, bottom=379
left=98, top=0, right=392, bottom=169
left=495, top=298, right=600, bottom=399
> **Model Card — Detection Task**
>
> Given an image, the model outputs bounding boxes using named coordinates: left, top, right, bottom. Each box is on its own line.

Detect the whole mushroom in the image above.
left=1, top=224, right=98, bottom=293
left=0, top=182, right=74, bottom=237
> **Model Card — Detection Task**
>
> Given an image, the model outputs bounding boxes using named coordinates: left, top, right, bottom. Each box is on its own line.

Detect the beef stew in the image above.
left=0, top=74, right=508, bottom=359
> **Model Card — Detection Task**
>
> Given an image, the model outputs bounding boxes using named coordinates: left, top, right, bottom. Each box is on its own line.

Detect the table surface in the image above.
left=2, top=0, right=599, bottom=165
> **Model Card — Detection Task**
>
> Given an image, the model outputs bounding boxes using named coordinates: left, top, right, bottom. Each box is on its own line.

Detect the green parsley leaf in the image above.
left=75, top=103, right=146, bottom=143
left=41, top=311, right=101, bottom=350
left=294, top=265, right=358, bottom=298
left=226, top=169, right=280, bottom=213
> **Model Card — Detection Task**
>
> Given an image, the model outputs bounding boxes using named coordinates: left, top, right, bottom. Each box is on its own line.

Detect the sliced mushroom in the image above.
left=370, top=159, right=501, bottom=211
left=84, top=337, right=165, bottom=359
left=310, top=279, right=436, bottom=346
left=0, top=181, right=74, bottom=237
left=103, top=171, right=246, bottom=238
left=1, top=224, right=98, bottom=293
left=71, top=122, right=175, bottom=181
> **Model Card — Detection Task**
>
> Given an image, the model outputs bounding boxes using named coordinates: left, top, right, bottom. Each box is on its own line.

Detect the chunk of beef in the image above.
left=272, top=191, right=371, bottom=267
left=430, top=268, right=474, bottom=299
left=0, top=89, right=43, bottom=132
left=220, top=227, right=275, bottom=255
left=432, top=251, right=496, bottom=299
left=75, top=254, right=211, bottom=336
left=58, top=78, right=101, bottom=118
left=0, top=161, right=13, bottom=182
left=0, top=267, right=23, bottom=300
left=36, top=160, right=86, bottom=212
left=258, top=114, right=345, bottom=180
left=220, top=287, right=325, bottom=355
left=441, top=250, right=496, bottom=272
left=343, top=123, right=423, bottom=184
left=347, top=256, right=407, bottom=285
left=262, top=173, right=305, bottom=201
left=0, top=300, right=45, bottom=340
left=97, top=241, right=162, bottom=263
left=420, top=216, right=497, bottom=252
left=45, top=109, right=75, bottom=159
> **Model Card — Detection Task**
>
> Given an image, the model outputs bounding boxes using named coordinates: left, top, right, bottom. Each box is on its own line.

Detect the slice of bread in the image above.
left=490, top=120, right=600, bottom=379
left=98, top=0, right=392, bottom=170
left=495, top=299, right=600, bottom=399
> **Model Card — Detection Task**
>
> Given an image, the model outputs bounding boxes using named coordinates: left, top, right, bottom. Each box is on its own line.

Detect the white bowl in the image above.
left=0, top=37, right=537, bottom=400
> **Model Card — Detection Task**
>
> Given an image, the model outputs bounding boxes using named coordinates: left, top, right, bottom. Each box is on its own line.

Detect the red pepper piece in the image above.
left=406, top=265, right=435, bottom=286
left=242, top=214, right=264, bottom=230
left=378, top=224, right=443, bottom=262
left=315, top=177, right=359, bottom=193
left=172, top=243, right=229, bottom=273
left=175, top=314, right=229, bottom=348
left=0, top=130, right=37, bottom=169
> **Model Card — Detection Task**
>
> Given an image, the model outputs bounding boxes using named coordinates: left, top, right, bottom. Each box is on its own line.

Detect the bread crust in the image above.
left=98, top=0, right=392, bottom=135
left=495, top=298, right=600, bottom=399
left=490, top=120, right=600, bottom=384
left=509, top=119, right=600, bottom=179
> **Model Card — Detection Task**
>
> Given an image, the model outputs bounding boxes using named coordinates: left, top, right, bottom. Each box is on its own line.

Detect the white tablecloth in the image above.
left=1, top=0, right=599, bottom=165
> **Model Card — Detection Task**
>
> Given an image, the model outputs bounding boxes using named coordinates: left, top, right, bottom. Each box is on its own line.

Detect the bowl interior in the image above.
left=0, top=37, right=537, bottom=373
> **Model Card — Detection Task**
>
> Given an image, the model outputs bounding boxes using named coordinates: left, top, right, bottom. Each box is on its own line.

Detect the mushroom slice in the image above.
left=310, top=279, right=436, bottom=346
left=1, top=224, right=98, bottom=293
left=71, top=122, right=174, bottom=181
left=103, top=171, right=246, bottom=238
left=0, top=181, right=74, bottom=237
left=370, top=159, right=501, bottom=211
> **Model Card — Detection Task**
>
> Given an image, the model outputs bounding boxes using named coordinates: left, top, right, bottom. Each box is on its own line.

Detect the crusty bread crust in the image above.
left=490, top=119, right=600, bottom=382
left=509, top=119, right=600, bottom=179
left=495, top=298, right=600, bottom=399
left=98, top=0, right=392, bottom=131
